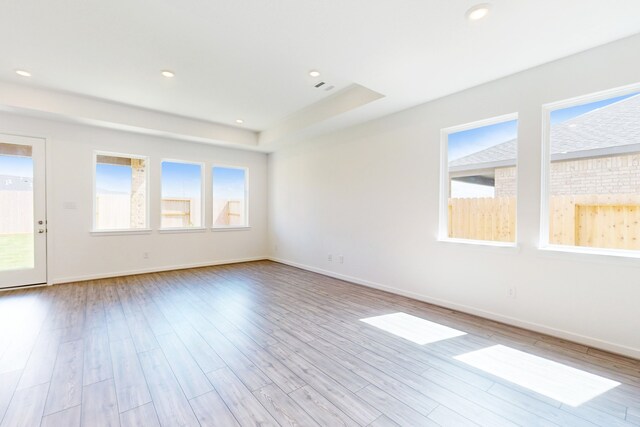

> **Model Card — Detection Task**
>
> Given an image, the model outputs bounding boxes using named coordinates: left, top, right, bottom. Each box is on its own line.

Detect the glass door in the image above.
left=0, top=134, right=47, bottom=288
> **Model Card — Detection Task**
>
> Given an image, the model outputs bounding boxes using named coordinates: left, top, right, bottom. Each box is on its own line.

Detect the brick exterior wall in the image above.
left=130, top=158, right=147, bottom=228
left=549, top=153, right=640, bottom=195
left=494, top=153, right=640, bottom=197
left=495, top=166, right=517, bottom=197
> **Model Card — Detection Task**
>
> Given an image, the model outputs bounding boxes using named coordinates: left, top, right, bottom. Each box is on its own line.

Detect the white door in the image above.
left=0, top=134, right=47, bottom=288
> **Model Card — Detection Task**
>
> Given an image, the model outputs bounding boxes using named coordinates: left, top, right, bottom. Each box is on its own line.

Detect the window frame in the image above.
left=211, top=164, right=250, bottom=230
left=540, top=82, right=640, bottom=258
left=439, top=112, right=519, bottom=247
left=159, top=158, right=206, bottom=231
left=92, top=150, right=151, bottom=233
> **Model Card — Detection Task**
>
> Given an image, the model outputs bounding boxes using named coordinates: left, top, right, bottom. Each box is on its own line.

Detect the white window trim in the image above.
left=211, top=226, right=251, bottom=232
left=158, top=227, right=207, bottom=234
left=438, top=237, right=520, bottom=250
left=211, top=164, right=249, bottom=229
left=541, top=244, right=640, bottom=260
left=90, top=229, right=152, bottom=236
left=438, top=113, right=519, bottom=247
left=92, top=151, right=150, bottom=233
left=159, top=158, right=206, bottom=230
left=539, top=82, right=640, bottom=256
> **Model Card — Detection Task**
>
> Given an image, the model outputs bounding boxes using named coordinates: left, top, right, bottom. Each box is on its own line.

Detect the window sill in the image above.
left=91, top=229, right=152, bottom=236
left=158, top=227, right=207, bottom=234
left=438, top=237, right=519, bottom=250
left=211, top=226, right=251, bottom=232
left=539, top=244, right=640, bottom=260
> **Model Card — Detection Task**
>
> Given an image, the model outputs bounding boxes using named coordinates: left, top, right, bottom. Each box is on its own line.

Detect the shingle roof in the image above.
left=449, top=139, right=516, bottom=168
left=449, top=93, right=640, bottom=169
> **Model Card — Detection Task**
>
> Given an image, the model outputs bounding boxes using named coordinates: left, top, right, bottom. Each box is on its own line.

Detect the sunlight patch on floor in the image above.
left=454, top=344, right=620, bottom=406
left=359, top=312, right=467, bottom=345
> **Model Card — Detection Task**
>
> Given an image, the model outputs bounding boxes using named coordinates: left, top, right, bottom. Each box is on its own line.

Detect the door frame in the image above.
left=0, top=132, right=49, bottom=289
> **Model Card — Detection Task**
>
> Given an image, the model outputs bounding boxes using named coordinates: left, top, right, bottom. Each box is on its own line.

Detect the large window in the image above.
left=94, top=153, right=148, bottom=231
left=161, top=161, right=203, bottom=229
left=543, top=89, right=640, bottom=252
left=441, top=115, right=518, bottom=244
left=212, top=166, right=248, bottom=228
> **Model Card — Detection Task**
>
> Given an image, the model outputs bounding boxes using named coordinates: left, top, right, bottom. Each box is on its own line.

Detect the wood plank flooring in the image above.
left=0, top=260, right=639, bottom=426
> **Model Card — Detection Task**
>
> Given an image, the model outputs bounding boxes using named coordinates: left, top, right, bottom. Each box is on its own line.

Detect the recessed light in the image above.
left=466, top=3, right=491, bottom=21
left=236, top=119, right=244, bottom=124
left=15, top=70, right=31, bottom=77
left=309, top=70, right=321, bottom=78
left=161, top=70, right=175, bottom=78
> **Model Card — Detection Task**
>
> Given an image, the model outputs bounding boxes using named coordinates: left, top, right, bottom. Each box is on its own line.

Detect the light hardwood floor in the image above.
left=0, top=261, right=638, bottom=426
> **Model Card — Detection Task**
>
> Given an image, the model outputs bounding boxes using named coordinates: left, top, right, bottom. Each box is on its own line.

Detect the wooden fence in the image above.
left=96, top=194, right=131, bottom=229
left=0, top=191, right=33, bottom=234
left=450, top=195, right=640, bottom=249
left=550, top=194, right=640, bottom=249
left=96, top=196, right=198, bottom=229
left=213, top=200, right=244, bottom=226
left=161, top=198, right=192, bottom=228
left=448, top=197, right=516, bottom=242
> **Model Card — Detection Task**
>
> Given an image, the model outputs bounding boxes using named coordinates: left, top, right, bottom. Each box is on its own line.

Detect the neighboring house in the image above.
left=449, top=93, right=640, bottom=197
left=0, top=174, right=33, bottom=191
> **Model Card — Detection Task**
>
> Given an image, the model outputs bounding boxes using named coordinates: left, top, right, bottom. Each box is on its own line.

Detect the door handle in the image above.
left=38, top=229, right=46, bottom=234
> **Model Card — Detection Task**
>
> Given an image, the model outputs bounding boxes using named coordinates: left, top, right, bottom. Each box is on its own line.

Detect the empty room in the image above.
left=1, top=1, right=640, bottom=426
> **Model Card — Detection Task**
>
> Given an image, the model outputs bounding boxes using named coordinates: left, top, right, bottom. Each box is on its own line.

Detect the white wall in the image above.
left=268, top=34, right=640, bottom=358
left=0, top=112, right=268, bottom=283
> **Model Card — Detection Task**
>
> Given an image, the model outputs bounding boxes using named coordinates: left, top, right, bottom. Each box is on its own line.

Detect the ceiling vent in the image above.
left=314, top=81, right=335, bottom=91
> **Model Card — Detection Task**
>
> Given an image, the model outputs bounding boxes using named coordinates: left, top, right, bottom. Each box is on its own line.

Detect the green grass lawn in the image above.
left=0, top=233, right=34, bottom=271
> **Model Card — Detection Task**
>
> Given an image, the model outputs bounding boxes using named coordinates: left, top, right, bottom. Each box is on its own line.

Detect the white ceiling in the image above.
left=1, top=0, right=640, bottom=146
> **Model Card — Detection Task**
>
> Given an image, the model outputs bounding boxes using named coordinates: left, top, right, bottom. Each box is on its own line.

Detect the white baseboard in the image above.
left=269, top=257, right=640, bottom=360
left=0, top=282, right=49, bottom=292
left=51, top=256, right=268, bottom=285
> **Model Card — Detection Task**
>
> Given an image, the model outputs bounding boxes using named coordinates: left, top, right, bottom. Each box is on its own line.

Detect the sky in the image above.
left=96, top=163, right=245, bottom=199
left=448, top=119, right=518, bottom=161
left=213, top=167, right=246, bottom=200
left=96, top=164, right=132, bottom=195
left=448, top=91, right=639, bottom=161
left=550, top=92, right=638, bottom=124
left=0, top=156, right=33, bottom=178
left=162, top=162, right=201, bottom=199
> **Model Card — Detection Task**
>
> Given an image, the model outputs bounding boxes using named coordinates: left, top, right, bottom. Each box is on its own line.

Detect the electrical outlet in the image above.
left=507, top=286, right=516, bottom=299
left=338, top=255, right=344, bottom=264
left=327, top=254, right=332, bottom=262
left=143, top=252, right=149, bottom=259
